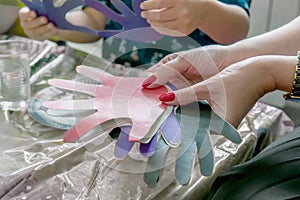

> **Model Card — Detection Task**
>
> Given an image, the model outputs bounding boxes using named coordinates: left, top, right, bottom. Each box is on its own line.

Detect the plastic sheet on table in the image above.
left=0, top=101, right=294, bottom=200
left=0, top=35, right=295, bottom=199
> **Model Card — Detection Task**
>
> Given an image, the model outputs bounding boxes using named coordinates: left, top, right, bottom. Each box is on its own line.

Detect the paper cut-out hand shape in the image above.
left=20, top=0, right=96, bottom=34
left=144, top=101, right=242, bottom=187
left=21, top=0, right=162, bottom=42
left=115, top=107, right=180, bottom=159
left=84, top=0, right=162, bottom=41
left=175, top=102, right=242, bottom=185
left=43, top=65, right=168, bottom=143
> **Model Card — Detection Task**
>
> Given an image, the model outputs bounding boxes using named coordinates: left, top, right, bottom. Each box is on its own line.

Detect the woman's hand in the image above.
left=143, top=55, right=296, bottom=127
left=143, top=45, right=232, bottom=89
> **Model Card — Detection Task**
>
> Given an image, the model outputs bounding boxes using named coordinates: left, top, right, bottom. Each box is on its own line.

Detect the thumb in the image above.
left=19, top=7, right=36, bottom=21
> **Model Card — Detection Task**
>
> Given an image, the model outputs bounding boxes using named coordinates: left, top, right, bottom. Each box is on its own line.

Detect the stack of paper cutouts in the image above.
left=44, top=65, right=180, bottom=158
left=21, top=0, right=162, bottom=41
left=42, top=65, right=242, bottom=187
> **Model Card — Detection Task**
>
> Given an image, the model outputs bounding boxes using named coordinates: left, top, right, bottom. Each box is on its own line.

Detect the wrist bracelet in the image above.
left=284, top=51, right=300, bottom=102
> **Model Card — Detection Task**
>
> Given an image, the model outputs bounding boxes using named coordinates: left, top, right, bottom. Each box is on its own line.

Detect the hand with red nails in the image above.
left=142, top=46, right=231, bottom=88
left=144, top=55, right=296, bottom=127
left=142, top=16, right=300, bottom=126
left=142, top=45, right=241, bottom=108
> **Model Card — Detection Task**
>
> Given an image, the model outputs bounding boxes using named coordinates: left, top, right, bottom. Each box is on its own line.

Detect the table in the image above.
left=0, top=36, right=295, bottom=200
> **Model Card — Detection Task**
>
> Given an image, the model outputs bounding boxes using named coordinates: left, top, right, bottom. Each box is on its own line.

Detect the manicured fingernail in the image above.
left=142, top=75, right=156, bottom=87
left=159, top=92, right=175, bottom=102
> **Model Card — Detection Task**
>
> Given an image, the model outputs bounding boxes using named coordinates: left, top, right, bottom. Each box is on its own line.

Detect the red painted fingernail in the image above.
left=159, top=92, right=175, bottom=102
left=142, top=75, right=156, bottom=88
left=160, top=102, right=168, bottom=109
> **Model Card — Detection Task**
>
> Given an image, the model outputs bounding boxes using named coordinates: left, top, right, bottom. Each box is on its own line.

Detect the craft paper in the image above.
left=44, top=65, right=168, bottom=143
left=21, top=0, right=162, bottom=41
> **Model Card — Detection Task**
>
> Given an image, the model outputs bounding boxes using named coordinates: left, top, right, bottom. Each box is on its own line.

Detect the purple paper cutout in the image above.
left=114, top=108, right=180, bottom=159
left=160, top=109, right=181, bottom=146
left=161, top=83, right=181, bottom=146
left=21, top=0, right=162, bottom=42
left=114, top=126, right=135, bottom=159
left=166, top=82, right=177, bottom=91
left=20, top=0, right=96, bottom=35
left=114, top=126, right=158, bottom=158
left=140, top=134, right=158, bottom=157
left=84, top=0, right=162, bottom=41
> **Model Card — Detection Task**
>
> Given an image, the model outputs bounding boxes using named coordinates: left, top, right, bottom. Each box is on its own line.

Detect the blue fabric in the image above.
left=98, top=0, right=249, bottom=67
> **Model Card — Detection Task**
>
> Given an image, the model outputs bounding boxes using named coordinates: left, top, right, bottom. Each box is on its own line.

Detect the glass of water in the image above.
left=0, top=40, right=30, bottom=111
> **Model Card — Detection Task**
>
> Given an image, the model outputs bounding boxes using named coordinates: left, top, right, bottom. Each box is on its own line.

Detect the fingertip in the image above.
left=47, top=79, right=54, bottom=85
left=159, top=92, right=175, bottom=102
left=20, top=6, right=30, bottom=13
left=140, top=1, right=147, bottom=9
left=19, top=7, right=31, bottom=19
left=76, top=65, right=86, bottom=73
left=30, top=10, right=36, bottom=18
left=47, top=22, right=56, bottom=30
left=142, top=75, right=157, bottom=88
left=40, top=16, right=48, bottom=24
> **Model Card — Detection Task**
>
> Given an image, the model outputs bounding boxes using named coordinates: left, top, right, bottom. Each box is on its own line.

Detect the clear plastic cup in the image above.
left=0, top=40, right=30, bottom=111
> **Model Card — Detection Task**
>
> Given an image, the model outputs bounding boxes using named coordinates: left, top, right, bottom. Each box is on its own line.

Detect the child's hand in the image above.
left=140, top=0, right=249, bottom=44
left=140, top=0, right=208, bottom=36
left=19, top=7, right=58, bottom=40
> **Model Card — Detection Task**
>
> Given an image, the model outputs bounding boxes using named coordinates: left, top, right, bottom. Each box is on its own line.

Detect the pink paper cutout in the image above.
left=43, top=65, right=168, bottom=142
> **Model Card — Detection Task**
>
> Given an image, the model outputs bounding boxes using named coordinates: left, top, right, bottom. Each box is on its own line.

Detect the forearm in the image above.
left=244, top=55, right=296, bottom=95
left=198, top=1, right=249, bottom=44
left=216, top=55, right=296, bottom=126
left=223, top=17, right=300, bottom=67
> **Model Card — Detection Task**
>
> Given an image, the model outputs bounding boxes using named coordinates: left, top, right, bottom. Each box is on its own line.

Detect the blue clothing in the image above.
left=101, top=0, right=249, bottom=67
